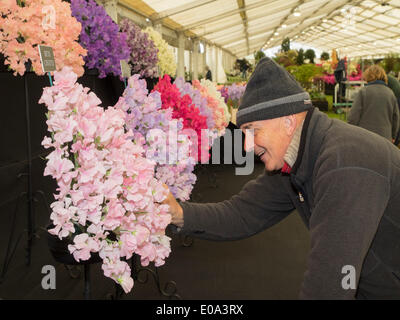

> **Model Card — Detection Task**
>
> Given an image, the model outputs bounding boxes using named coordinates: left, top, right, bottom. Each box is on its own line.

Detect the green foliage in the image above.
left=254, top=50, right=266, bottom=64
left=381, top=53, right=400, bottom=74
left=275, top=55, right=295, bottom=68
left=274, top=49, right=298, bottom=68
left=286, top=49, right=298, bottom=62
left=286, top=64, right=323, bottom=89
left=296, top=49, right=305, bottom=65
left=304, top=49, right=316, bottom=64
left=226, top=75, right=245, bottom=84
left=394, top=61, right=400, bottom=74
left=320, top=52, right=330, bottom=61
left=309, top=90, right=326, bottom=100
left=281, top=37, right=290, bottom=52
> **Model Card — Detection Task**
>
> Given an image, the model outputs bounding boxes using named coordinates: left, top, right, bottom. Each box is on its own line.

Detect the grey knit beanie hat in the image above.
left=236, top=57, right=312, bottom=128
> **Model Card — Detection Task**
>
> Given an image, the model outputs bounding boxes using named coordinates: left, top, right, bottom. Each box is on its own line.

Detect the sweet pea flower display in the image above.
left=119, top=18, right=159, bottom=78
left=218, top=86, right=229, bottom=104
left=218, top=83, right=246, bottom=110
left=153, top=75, right=210, bottom=163
left=144, top=27, right=177, bottom=77
left=0, top=0, right=86, bottom=76
left=115, top=74, right=197, bottom=201
left=71, top=0, right=130, bottom=78
left=174, top=77, right=215, bottom=130
left=201, top=79, right=231, bottom=125
left=174, top=77, right=219, bottom=160
left=40, top=67, right=171, bottom=293
left=227, top=83, right=246, bottom=106
left=192, top=79, right=231, bottom=136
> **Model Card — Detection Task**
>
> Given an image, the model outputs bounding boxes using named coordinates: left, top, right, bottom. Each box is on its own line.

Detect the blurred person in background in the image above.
left=387, top=73, right=400, bottom=145
left=205, top=65, right=212, bottom=81
left=348, top=64, right=399, bottom=142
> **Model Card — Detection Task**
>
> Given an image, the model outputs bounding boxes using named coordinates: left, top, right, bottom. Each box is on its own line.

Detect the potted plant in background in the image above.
left=309, top=90, right=329, bottom=111
left=254, top=50, right=266, bottom=65
left=304, top=49, right=316, bottom=64
left=286, top=63, right=323, bottom=91
left=381, top=53, right=400, bottom=75
left=320, top=51, right=330, bottom=61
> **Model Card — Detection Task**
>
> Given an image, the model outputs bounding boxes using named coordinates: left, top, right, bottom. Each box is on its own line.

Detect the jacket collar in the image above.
left=291, top=108, right=333, bottom=184
left=366, top=80, right=387, bottom=86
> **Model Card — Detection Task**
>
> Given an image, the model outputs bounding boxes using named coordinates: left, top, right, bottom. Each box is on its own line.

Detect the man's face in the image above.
left=241, top=118, right=292, bottom=172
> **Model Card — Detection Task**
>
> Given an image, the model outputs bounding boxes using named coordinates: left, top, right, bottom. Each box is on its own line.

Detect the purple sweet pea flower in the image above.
left=71, top=0, right=130, bottom=78
left=119, top=18, right=159, bottom=78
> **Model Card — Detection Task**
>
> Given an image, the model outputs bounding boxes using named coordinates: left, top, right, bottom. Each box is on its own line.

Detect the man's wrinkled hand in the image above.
left=162, top=184, right=184, bottom=227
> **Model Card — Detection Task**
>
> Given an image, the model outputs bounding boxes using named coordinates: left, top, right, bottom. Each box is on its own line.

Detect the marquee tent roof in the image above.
left=119, top=0, right=400, bottom=58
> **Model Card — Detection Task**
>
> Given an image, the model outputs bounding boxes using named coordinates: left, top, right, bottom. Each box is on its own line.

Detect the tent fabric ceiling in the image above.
left=123, top=0, right=400, bottom=58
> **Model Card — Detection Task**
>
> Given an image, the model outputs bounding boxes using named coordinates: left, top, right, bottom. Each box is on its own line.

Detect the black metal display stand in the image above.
left=60, top=262, right=99, bottom=300
left=60, top=253, right=181, bottom=300
left=0, top=65, right=51, bottom=283
left=130, top=254, right=181, bottom=300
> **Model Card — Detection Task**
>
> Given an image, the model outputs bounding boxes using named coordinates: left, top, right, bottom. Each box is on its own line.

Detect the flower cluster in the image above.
left=0, top=0, right=86, bottom=76
left=115, top=74, right=196, bottom=201
left=321, top=60, right=334, bottom=75
left=218, top=83, right=246, bottom=108
left=227, top=83, right=246, bottom=104
left=174, top=77, right=219, bottom=161
left=322, top=74, right=335, bottom=85
left=319, top=60, right=361, bottom=84
left=174, top=77, right=215, bottom=130
left=153, top=75, right=209, bottom=162
left=40, top=67, right=171, bottom=293
left=144, top=27, right=176, bottom=77
left=71, top=0, right=130, bottom=78
left=119, top=18, right=158, bottom=79
left=193, top=79, right=230, bottom=136
left=218, top=85, right=229, bottom=104
left=348, top=61, right=362, bottom=80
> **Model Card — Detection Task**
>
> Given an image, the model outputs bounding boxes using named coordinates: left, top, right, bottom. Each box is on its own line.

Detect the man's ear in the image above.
left=283, top=115, right=297, bottom=136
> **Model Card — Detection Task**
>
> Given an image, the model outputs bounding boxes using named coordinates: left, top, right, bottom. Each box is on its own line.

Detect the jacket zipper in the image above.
left=290, top=180, right=305, bottom=203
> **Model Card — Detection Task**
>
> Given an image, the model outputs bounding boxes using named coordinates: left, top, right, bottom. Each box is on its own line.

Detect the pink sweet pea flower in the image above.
left=119, top=232, right=138, bottom=259
left=42, top=67, right=174, bottom=293
left=118, top=272, right=134, bottom=293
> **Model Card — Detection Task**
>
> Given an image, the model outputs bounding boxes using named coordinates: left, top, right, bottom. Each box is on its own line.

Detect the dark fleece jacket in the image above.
left=180, top=108, right=400, bottom=299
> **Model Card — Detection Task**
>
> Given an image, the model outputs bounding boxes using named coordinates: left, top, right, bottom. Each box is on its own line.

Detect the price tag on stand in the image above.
left=38, top=45, right=56, bottom=86
left=38, top=45, right=56, bottom=73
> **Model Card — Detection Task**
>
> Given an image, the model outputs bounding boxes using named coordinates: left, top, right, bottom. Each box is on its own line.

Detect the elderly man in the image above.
left=164, top=57, right=400, bottom=299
